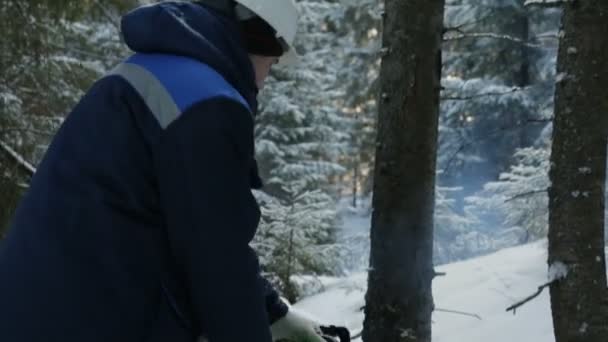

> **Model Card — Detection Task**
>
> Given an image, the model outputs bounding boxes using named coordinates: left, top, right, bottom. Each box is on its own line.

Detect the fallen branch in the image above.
left=350, top=306, right=482, bottom=341
left=0, top=139, right=36, bottom=176
left=435, top=307, right=482, bottom=320
left=506, top=279, right=556, bottom=314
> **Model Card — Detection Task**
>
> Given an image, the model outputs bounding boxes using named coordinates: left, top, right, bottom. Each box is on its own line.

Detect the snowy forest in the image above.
left=0, top=0, right=606, bottom=341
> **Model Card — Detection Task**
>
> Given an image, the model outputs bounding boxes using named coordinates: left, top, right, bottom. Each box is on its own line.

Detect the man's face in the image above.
left=249, top=55, right=279, bottom=90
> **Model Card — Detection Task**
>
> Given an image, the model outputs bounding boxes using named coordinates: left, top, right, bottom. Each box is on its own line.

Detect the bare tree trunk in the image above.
left=283, top=227, right=297, bottom=303
left=362, top=0, right=444, bottom=341
left=514, top=2, right=531, bottom=89
left=353, top=161, right=359, bottom=208
left=548, top=1, right=608, bottom=341
left=514, top=2, right=531, bottom=148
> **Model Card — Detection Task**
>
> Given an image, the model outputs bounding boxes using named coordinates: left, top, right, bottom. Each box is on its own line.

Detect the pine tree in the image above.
left=547, top=0, right=608, bottom=339
left=362, top=0, right=444, bottom=340
left=336, top=0, right=382, bottom=205
left=253, top=0, right=348, bottom=298
left=465, top=145, right=550, bottom=243
left=0, top=0, right=135, bottom=235
left=440, top=0, right=560, bottom=204
left=1, top=1, right=86, bottom=233
left=253, top=189, right=338, bottom=302
left=434, top=184, right=484, bottom=263
left=256, top=0, right=348, bottom=197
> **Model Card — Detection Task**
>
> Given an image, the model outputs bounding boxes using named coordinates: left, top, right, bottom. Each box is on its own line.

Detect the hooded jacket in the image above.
left=0, top=2, right=287, bottom=341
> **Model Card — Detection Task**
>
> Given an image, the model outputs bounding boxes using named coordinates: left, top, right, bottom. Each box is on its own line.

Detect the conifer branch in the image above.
left=0, top=140, right=36, bottom=176
left=524, top=0, right=568, bottom=8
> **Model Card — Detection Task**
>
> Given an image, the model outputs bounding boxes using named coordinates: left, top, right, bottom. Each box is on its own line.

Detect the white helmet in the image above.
left=234, top=0, right=299, bottom=66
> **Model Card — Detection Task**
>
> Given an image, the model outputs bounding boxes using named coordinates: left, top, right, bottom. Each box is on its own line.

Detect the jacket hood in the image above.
left=120, top=2, right=258, bottom=112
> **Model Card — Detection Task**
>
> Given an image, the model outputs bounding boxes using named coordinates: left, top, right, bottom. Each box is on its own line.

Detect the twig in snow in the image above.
left=435, top=307, right=482, bottom=320
left=0, top=140, right=36, bottom=176
left=350, top=308, right=480, bottom=340
left=506, top=279, right=556, bottom=314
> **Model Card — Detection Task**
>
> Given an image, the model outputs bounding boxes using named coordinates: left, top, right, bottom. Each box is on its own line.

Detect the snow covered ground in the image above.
left=295, top=240, right=608, bottom=342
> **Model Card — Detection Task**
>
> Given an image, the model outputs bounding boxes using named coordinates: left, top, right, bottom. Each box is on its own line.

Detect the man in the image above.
left=0, top=1, right=346, bottom=341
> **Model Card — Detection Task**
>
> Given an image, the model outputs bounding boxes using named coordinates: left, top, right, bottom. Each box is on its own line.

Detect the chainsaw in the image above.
left=199, top=325, right=350, bottom=342
left=273, top=326, right=351, bottom=342
left=320, top=325, right=351, bottom=342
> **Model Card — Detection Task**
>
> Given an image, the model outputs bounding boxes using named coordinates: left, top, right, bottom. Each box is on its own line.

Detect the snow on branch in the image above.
left=0, top=139, right=36, bottom=176
left=524, top=0, right=568, bottom=8
left=442, top=14, right=492, bottom=35
left=93, top=0, right=121, bottom=32
left=504, top=188, right=548, bottom=203
left=443, top=32, right=544, bottom=48
left=548, top=261, right=569, bottom=281
left=442, top=87, right=524, bottom=101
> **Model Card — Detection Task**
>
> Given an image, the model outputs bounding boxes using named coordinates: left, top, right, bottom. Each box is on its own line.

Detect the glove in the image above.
left=270, top=308, right=327, bottom=342
left=196, top=309, right=324, bottom=342
left=197, top=308, right=351, bottom=342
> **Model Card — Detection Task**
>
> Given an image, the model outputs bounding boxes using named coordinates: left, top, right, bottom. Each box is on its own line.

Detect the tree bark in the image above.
left=548, top=1, right=608, bottom=341
left=362, top=0, right=444, bottom=341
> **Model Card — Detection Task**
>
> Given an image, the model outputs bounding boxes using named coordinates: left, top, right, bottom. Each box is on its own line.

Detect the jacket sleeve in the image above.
left=154, top=98, right=272, bottom=342
left=261, top=276, right=289, bottom=324
left=248, top=160, right=289, bottom=323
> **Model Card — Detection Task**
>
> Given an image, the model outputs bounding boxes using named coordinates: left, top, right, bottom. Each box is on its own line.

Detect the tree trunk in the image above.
left=514, top=2, right=531, bottom=89
left=362, top=0, right=444, bottom=341
left=548, top=1, right=608, bottom=341
left=353, top=161, right=359, bottom=208
left=515, top=3, right=531, bottom=148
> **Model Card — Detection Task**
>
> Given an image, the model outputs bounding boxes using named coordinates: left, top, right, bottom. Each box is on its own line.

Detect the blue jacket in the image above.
left=0, top=2, right=287, bottom=341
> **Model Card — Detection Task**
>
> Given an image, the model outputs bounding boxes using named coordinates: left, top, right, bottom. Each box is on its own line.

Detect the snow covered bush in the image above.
left=465, top=146, right=550, bottom=243
left=253, top=190, right=340, bottom=302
